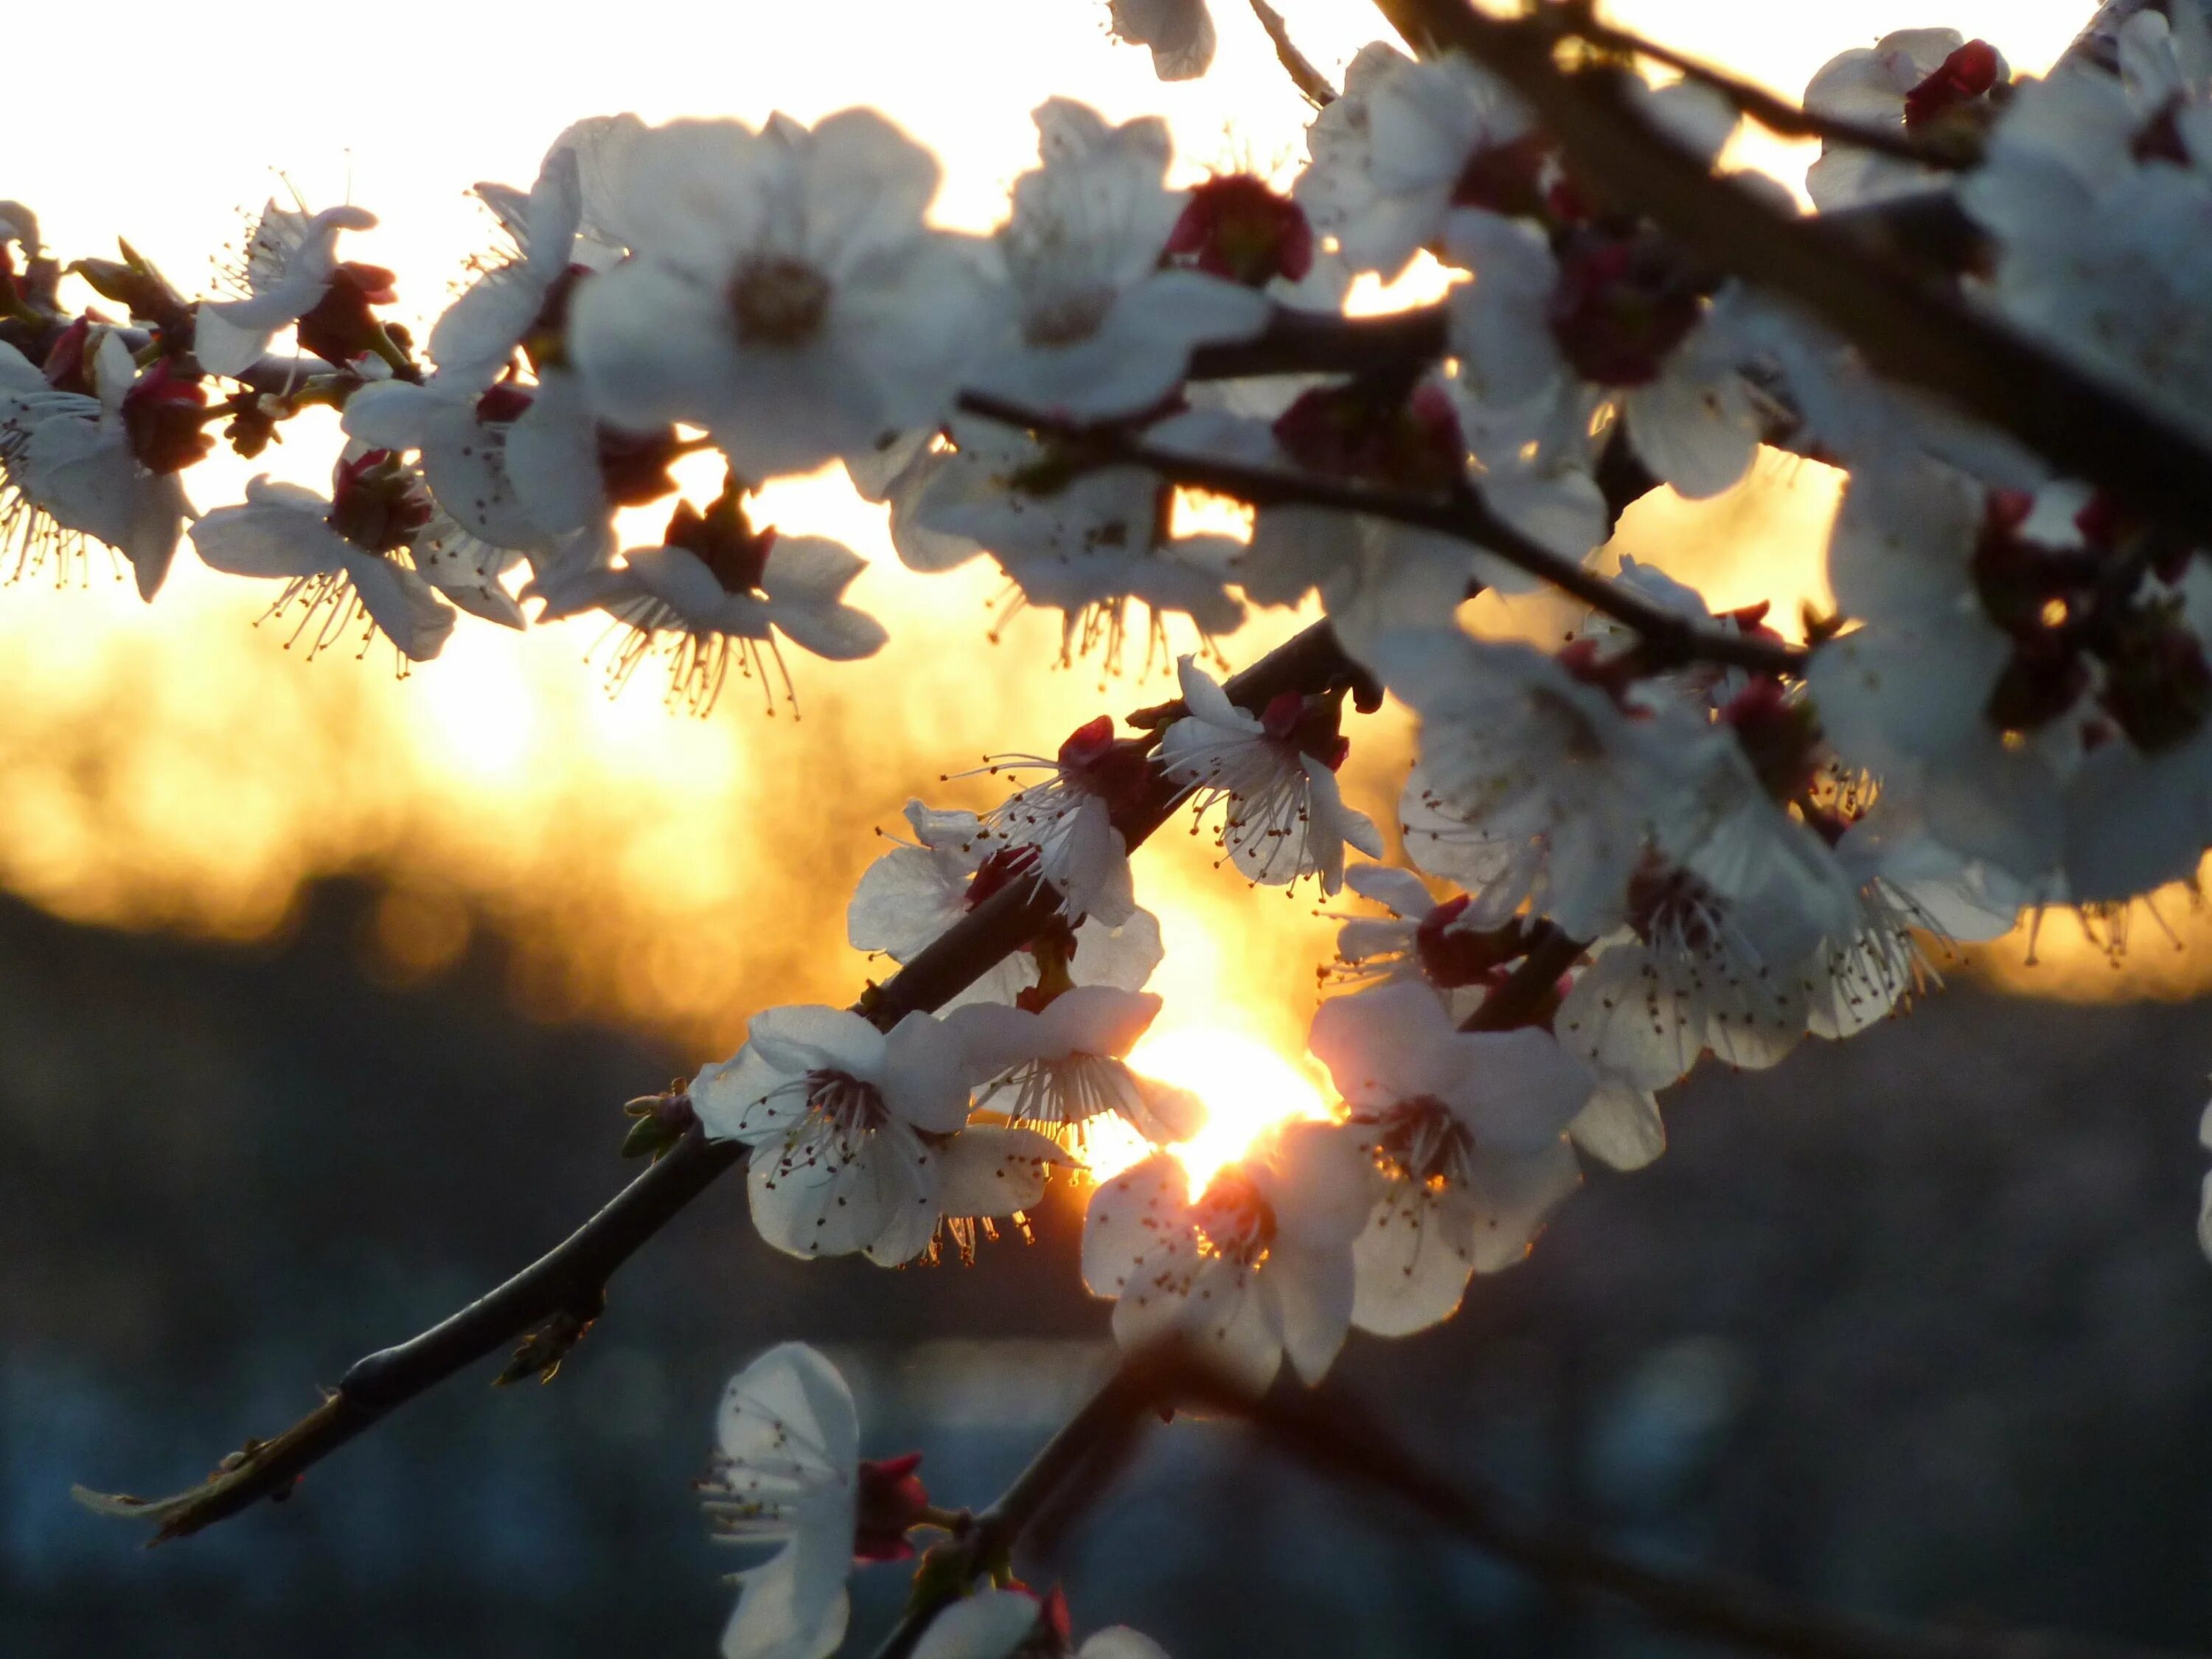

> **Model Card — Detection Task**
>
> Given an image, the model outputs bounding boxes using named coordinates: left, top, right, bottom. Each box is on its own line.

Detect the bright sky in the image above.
left=0, top=0, right=2174, bottom=1125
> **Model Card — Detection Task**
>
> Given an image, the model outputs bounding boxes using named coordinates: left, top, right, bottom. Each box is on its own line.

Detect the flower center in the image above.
left=804, top=1068, right=888, bottom=1141
left=1365, top=1096, right=1473, bottom=1189
left=1162, top=173, right=1313, bottom=289
left=1021, top=283, right=1118, bottom=349
left=327, top=449, right=433, bottom=552
left=1546, top=226, right=1705, bottom=387
left=1192, top=1169, right=1276, bottom=1265
left=728, top=254, right=832, bottom=346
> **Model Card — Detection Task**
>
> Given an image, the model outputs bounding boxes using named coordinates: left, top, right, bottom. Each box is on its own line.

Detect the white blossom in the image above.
left=846, top=800, right=1164, bottom=1009
left=691, top=1006, right=1057, bottom=1264
left=1105, top=0, right=1214, bottom=82
left=703, top=1343, right=863, bottom=1659
left=1157, top=653, right=1381, bottom=891
left=1309, top=982, right=1592, bottom=1335
left=195, top=201, right=378, bottom=377
left=569, top=111, right=991, bottom=480
left=1082, top=1121, right=1377, bottom=1391
left=911, top=1587, right=1169, bottom=1659
left=1804, top=30, right=2008, bottom=210
left=947, top=985, right=1203, bottom=1149
left=0, top=333, right=194, bottom=598
left=188, top=453, right=454, bottom=661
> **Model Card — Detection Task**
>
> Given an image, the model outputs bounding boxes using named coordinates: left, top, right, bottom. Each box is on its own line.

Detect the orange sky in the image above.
left=1, top=0, right=2183, bottom=1096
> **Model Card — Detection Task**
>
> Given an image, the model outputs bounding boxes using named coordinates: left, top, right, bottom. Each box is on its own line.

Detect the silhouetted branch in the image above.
left=72, top=616, right=1371, bottom=1543
left=1209, top=1371, right=2194, bottom=1659
left=956, top=388, right=1810, bottom=677
left=1372, top=0, right=2212, bottom=546
left=1555, top=7, right=1977, bottom=167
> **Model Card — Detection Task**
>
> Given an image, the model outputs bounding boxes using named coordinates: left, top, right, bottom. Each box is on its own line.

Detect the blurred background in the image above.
left=9, top=0, right=2212, bottom=1653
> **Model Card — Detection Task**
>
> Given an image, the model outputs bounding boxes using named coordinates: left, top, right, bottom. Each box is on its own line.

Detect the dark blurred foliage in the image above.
left=6, top=877, right=2212, bottom=1656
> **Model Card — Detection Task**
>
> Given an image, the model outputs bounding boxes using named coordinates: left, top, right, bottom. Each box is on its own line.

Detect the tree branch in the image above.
left=1554, top=7, right=1976, bottom=167
left=1373, top=0, right=2212, bottom=547
left=73, top=616, right=1372, bottom=1543
left=1204, top=1369, right=2194, bottom=1659
left=1248, top=0, right=1338, bottom=107
left=955, top=388, right=1809, bottom=677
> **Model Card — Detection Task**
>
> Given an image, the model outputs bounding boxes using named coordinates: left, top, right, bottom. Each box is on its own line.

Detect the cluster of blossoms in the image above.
left=35, top=1, right=2212, bottom=1649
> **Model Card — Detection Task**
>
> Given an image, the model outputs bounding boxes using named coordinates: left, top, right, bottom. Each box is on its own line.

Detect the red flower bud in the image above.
left=1164, top=173, right=1313, bottom=288
left=852, top=1453, right=931, bottom=1564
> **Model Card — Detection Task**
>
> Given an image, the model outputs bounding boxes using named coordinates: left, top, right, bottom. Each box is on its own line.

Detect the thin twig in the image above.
left=868, top=1351, right=1179, bottom=1659
left=1248, top=0, right=1338, bottom=106
left=1552, top=5, right=1978, bottom=167
left=1372, top=0, right=2212, bottom=548
left=72, top=616, right=1372, bottom=1543
left=955, top=388, right=1809, bottom=678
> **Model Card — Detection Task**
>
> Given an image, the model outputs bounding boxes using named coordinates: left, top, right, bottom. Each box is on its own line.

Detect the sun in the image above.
left=1078, top=1026, right=1338, bottom=1190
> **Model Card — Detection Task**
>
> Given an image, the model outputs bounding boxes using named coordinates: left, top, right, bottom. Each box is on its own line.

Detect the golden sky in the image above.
left=0, top=0, right=2178, bottom=1095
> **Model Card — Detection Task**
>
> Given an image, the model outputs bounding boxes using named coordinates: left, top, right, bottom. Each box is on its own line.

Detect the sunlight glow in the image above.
left=1108, top=1027, right=1338, bottom=1192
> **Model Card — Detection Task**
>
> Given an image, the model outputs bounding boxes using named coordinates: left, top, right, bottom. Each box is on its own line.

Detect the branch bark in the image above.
left=74, top=615, right=1371, bottom=1542
left=1373, top=0, right=2212, bottom=547
left=956, top=388, right=1809, bottom=677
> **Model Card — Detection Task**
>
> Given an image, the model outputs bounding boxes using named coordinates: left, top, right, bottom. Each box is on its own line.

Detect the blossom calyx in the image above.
left=1057, top=716, right=1158, bottom=820
left=620, top=1084, right=698, bottom=1161
left=119, top=359, right=213, bottom=476
left=1163, top=173, right=1313, bottom=288
left=664, top=476, right=776, bottom=595
left=327, top=449, right=433, bottom=552
left=852, top=1452, right=932, bottom=1562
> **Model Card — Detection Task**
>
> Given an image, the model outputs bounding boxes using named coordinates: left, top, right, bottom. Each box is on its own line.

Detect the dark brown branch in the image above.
left=876, top=1342, right=2188, bottom=1659
left=1186, top=301, right=1448, bottom=381
left=1461, top=924, right=1586, bottom=1032
left=74, top=616, right=1371, bottom=1543
left=868, top=1349, right=1183, bottom=1659
left=1554, top=7, right=1977, bottom=167
left=1206, top=1369, right=2192, bottom=1659
left=1248, top=0, right=1338, bottom=106
left=1374, top=0, right=2212, bottom=548
left=956, top=388, right=1809, bottom=677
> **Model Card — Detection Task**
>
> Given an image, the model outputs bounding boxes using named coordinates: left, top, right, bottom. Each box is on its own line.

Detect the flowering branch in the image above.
left=70, top=616, right=1371, bottom=1543
left=872, top=1341, right=2186, bottom=1659
left=1551, top=6, right=1980, bottom=167
left=954, top=389, right=1810, bottom=677
left=1372, top=0, right=2212, bottom=546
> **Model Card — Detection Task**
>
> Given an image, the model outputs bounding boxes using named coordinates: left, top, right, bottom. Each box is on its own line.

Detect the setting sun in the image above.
left=1082, top=1026, right=1338, bottom=1191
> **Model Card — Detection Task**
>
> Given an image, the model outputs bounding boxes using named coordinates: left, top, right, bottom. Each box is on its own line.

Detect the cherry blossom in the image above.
left=0, top=331, right=197, bottom=597
left=189, top=450, right=455, bottom=661
left=970, top=717, right=1154, bottom=926
left=947, top=984, right=1203, bottom=1150
left=1082, top=1120, right=1376, bottom=1391
left=1445, top=201, right=1761, bottom=501
left=1157, top=653, right=1382, bottom=891
left=194, top=201, right=382, bottom=378
left=897, top=414, right=1246, bottom=669
left=428, top=147, right=585, bottom=392
left=1308, top=982, right=1593, bottom=1334
left=1962, top=49, right=2212, bottom=446
left=964, top=100, right=1269, bottom=421
left=691, top=1005, right=1057, bottom=1264
left=846, top=799, right=1165, bottom=1009
left=1106, top=0, right=1214, bottom=83
left=1378, top=627, right=1723, bottom=942
left=568, top=110, right=991, bottom=480
left=1295, top=44, right=1537, bottom=283
left=1804, top=31, right=2008, bottom=209
left=704, top=1343, right=936, bottom=1659
left=535, top=477, right=886, bottom=713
